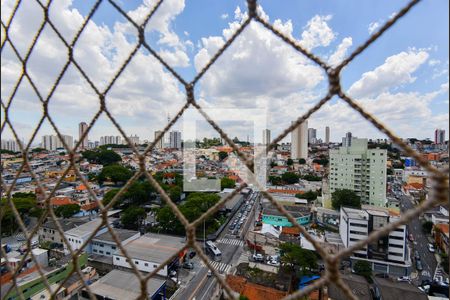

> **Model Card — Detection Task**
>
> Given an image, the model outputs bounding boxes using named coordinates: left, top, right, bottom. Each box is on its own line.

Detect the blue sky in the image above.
left=1, top=0, right=448, bottom=146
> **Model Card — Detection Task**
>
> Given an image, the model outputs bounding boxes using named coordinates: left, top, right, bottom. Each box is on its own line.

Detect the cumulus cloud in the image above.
left=299, top=15, right=335, bottom=50
left=328, top=37, right=353, bottom=67
left=368, top=21, right=380, bottom=34
left=348, top=50, right=429, bottom=98
left=221, top=13, right=229, bottom=20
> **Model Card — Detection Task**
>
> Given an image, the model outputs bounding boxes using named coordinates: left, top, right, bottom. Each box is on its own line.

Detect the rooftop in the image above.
left=87, top=269, right=165, bottom=300
left=373, top=277, right=427, bottom=300
left=117, top=233, right=185, bottom=263
left=65, top=218, right=111, bottom=238
left=327, top=274, right=371, bottom=300
left=341, top=207, right=369, bottom=220
left=42, top=218, right=88, bottom=232
left=93, top=228, right=139, bottom=243
left=263, top=204, right=311, bottom=218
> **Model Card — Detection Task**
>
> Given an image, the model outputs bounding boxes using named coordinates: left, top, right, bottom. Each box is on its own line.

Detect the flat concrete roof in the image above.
left=342, top=207, right=369, bottom=220
left=328, top=274, right=371, bottom=300
left=87, top=269, right=165, bottom=300
left=117, top=233, right=185, bottom=264
left=263, top=204, right=311, bottom=218
left=93, top=229, right=139, bottom=243
left=65, top=218, right=116, bottom=238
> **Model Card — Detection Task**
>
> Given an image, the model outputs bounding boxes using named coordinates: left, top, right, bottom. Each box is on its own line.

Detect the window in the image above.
left=99, top=250, right=103, bottom=254
left=144, top=263, right=148, bottom=267
left=388, top=252, right=403, bottom=256
left=390, top=236, right=403, bottom=240
left=389, top=244, right=403, bottom=248
left=111, top=246, right=116, bottom=250
left=350, top=230, right=366, bottom=235
left=106, top=252, right=111, bottom=255
left=153, top=264, right=157, bottom=268
left=135, top=261, right=139, bottom=264
left=100, top=244, right=104, bottom=247
left=93, top=249, right=97, bottom=253
left=350, top=223, right=367, bottom=228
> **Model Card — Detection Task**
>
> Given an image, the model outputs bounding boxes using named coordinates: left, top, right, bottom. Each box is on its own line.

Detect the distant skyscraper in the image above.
left=100, top=136, right=122, bottom=146
left=169, top=131, right=182, bottom=149
left=342, top=131, right=352, bottom=147
left=308, top=128, right=317, bottom=144
left=41, top=134, right=73, bottom=151
left=325, top=126, right=330, bottom=144
left=1, top=139, right=20, bottom=152
left=128, top=135, right=140, bottom=145
left=262, top=129, right=271, bottom=146
left=154, top=131, right=164, bottom=149
left=79, top=122, right=88, bottom=150
left=291, top=120, right=308, bottom=160
left=435, top=129, right=446, bottom=144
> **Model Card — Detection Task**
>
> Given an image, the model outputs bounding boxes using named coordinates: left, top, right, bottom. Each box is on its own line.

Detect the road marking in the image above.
left=209, top=261, right=231, bottom=273
left=216, top=238, right=244, bottom=247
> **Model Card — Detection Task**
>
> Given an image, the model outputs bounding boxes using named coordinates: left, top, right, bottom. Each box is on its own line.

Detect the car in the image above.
left=252, top=254, right=264, bottom=262
left=182, top=262, right=194, bottom=270
left=237, top=224, right=241, bottom=229
left=207, top=270, right=212, bottom=277
left=409, top=234, right=414, bottom=242
left=229, top=224, right=235, bottom=230
left=370, top=286, right=382, bottom=300
left=428, top=243, right=435, bottom=253
left=416, top=259, right=423, bottom=271
left=397, top=276, right=411, bottom=282
left=414, top=250, right=420, bottom=260
left=267, top=260, right=280, bottom=266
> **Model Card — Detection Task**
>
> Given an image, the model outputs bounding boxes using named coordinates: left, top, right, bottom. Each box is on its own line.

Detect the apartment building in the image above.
left=329, top=138, right=387, bottom=207
left=340, top=206, right=409, bottom=276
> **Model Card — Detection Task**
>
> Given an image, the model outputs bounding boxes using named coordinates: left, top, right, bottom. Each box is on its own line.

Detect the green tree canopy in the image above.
left=221, top=177, right=236, bottom=189
left=295, top=190, right=318, bottom=201
left=218, top=151, right=228, bottom=161
left=298, top=158, right=306, bottom=164
left=55, top=204, right=81, bottom=218
left=286, top=158, right=294, bottom=166
left=97, top=164, right=133, bottom=185
left=121, top=206, right=146, bottom=230
left=281, top=172, right=299, bottom=184
left=279, top=242, right=318, bottom=275
left=269, top=176, right=283, bottom=186
left=301, top=174, right=322, bottom=181
left=1, top=196, right=38, bottom=234
left=422, top=221, right=433, bottom=234
left=82, top=149, right=122, bottom=166
left=353, top=260, right=372, bottom=282
left=102, top=188, right=122, bottom=208
left=331, top=189, right=361, bottom=210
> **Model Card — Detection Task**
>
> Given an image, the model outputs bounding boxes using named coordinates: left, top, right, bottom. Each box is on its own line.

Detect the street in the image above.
left=174, top=191, right=259, bottom=300
left=399, top=194, right=437, bottom=282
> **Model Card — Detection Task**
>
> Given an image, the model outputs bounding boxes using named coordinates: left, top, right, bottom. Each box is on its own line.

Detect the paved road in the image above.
left=174, top=192, right=259, bottom=300
left=399, top=194, right=437, bottom=282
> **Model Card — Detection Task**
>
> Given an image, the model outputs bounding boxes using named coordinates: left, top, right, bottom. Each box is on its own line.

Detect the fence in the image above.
left=1, top=0, right=448, bottom=299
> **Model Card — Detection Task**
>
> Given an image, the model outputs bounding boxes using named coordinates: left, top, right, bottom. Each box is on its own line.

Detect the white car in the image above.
left=428, top=243, right=436, bottom=253
left=252, top=254, right=264, bottom=262
left=397, top=276, right=411, bottom=282
left=267, top=260, right=280, bottom=267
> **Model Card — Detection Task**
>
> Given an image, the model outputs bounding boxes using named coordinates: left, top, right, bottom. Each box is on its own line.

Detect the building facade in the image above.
left=329, top=138, right=387, bottom=207
left=308, top=128, right=317, bottom=144
left=79, top=122, right=88, bottom=150
left=154, top=131, right=164, bottom=149
left=434, top=129, right=446, bottom=144
left=340, top=206, right=409, bottom=276
left=325, top=126, right=330, bottom=144
left=100, top=136, right=122, bottom=146
left=262, top=129, right=271, bottom=146
left=1, top=139, right=20, bottom=152
left=169, top=131, right=182, bottom=149
left=42, top=134, right=74, bottom=151
left=291, top=120, right=308, bottom=160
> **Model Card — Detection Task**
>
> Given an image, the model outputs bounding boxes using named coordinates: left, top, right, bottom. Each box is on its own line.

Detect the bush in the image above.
left=221, top=177, right=236, bottom=189
left=331, top=189, right=361, bottom=210
left=353, top=260, right=373, bottom=283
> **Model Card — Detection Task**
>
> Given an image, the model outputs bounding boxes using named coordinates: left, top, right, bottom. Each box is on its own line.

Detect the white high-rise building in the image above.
left=169, top=131, right=182, bottom=149
left=154, top=131, right=164, bottom=149
left=79, top=122, right=88, bottom=150
left=291, top=120, right=308, bottom=160
left=342, top=131, right=352, bottom=147
left=41, top=135, right=73, bottom=151
left=100, top=136, right=122, bottom=146
left=329, top=138, right=387, bottom=207
left=1, top=139, right=20, bottom=152
left=128, top=135, right=140, bottom=146
left=325, top=126, right=330, bottom=144
left=340, top=206, right=409, bottom=275
left=262, top=129, right=271, bottom=146
left=308, top=128, right=317, bottom=144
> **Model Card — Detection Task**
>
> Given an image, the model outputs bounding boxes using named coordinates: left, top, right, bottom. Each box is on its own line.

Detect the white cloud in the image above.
left=299, top=15, right=335, bottom=50
left=221, top=13, right=229, bottom=20
left=159, top=49, right=190, bottom=67
left=348, top=50, right=429, bottom=98
left=368, top=21, right=380, bottom=34
left=328, top=37, right=353, bottom=67
left=428, top=59, right=441, bottom=66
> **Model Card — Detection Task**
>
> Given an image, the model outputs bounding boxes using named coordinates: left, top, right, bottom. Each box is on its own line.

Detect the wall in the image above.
left=113, top=255, right=168, bottom=276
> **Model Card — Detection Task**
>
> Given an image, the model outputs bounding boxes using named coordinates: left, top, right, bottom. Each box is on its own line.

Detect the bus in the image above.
left=205, top=241, right=222, bottom=261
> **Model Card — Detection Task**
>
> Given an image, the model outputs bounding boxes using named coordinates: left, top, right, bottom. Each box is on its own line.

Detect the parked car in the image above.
left=370, top=286, right=382, bottom=300
left=252, top=254, right=264, bottom=262
left=397, top=276, right=411, bottom=282
left=207, top=270, right=212, bottom=277
left=428, top=243, right=435, bottom=253
left=416, top=259, right=423, bottom=271
left=229, top=224, right=235, bottom=230
left=183, top=262, right=194, bottom=270
left=267, top=260, right=280, bottom=267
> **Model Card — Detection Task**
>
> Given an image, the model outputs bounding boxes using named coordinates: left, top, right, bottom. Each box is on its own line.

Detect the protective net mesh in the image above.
left=1, top=0, right=448, bottom=299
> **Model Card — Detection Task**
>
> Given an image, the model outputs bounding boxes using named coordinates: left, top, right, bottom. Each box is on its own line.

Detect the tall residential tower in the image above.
left=291, top=120, right=308, bottom=160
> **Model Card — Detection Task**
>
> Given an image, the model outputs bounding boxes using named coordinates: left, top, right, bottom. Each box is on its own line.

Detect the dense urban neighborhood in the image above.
left=1, top=126, right=448, bottom=300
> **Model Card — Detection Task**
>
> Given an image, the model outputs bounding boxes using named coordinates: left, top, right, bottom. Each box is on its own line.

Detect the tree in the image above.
left=298, top=158, right=306, bottom=164
left=295, top=190, right=318, bottom=201
left=387, top=168, right=394, bottom=175
left=0, top=149, right=17, bottom=155
left=422, top=221, right=433, bottom=234
left=287, top=158, right=294, bottom=166
left=168, top=186, right=182, bottom=202
left=121, top=206, right=146, bottom=230
left=331, top=189, right=361, bottom=210
left=268, top=176, right=283, bottom=186
left=301, top=174, right=322, bottom=181
left=221, top=177, right=236, bottom=189
left=31, top=148, right=47, bottom=153
left=97, top=164, right=133, bottom=185
left=97, top=150, right=122, bottom=165
left=279, top=242, right=317, bottom=275
left=281, top=172, right=299, bottom=184
left=218, top=151, right=228, bottom=161
left=1, top=196, right=38, bottom=234
left=102, top=189, right=122, bottom=208
left=353, top=260, right=372, bottom=282
left=312, top=157, right=329, bottom=166
left=55, top=204, right=81, bottom=218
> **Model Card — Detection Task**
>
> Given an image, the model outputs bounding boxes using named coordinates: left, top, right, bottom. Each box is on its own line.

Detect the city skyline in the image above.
left=1, top=1, right=448, bottom=144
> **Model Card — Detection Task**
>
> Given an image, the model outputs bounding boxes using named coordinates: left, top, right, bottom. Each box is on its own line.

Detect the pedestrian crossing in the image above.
left=208, top=261, right=232, bottom=274
left=216, top=238, right=244, bottom=247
